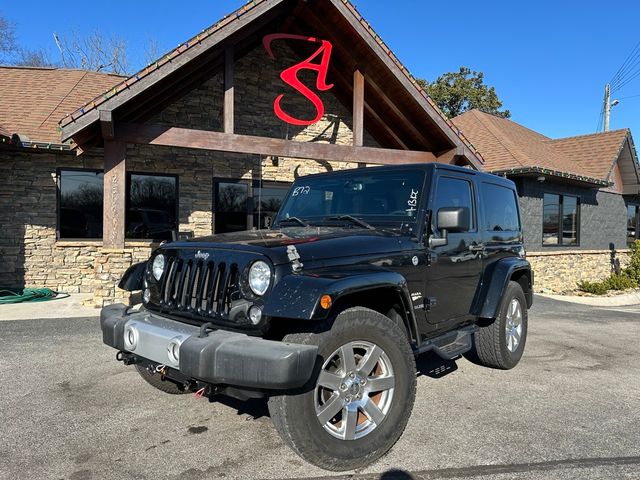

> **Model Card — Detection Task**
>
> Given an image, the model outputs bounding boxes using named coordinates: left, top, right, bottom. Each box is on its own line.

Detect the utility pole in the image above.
left=604, top=83, right=611, bottom=132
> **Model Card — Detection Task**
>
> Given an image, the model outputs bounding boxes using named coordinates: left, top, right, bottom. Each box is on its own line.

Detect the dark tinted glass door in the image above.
left=215, top=182, right=249, bottom=233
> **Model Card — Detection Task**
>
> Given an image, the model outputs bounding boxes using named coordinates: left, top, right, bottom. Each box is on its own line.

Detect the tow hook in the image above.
left=194, top=384, right=218, bottom=400
left=116, top=351, right=137, bottom=365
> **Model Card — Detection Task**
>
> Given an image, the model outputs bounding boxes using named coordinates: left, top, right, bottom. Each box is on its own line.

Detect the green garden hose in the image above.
left=0, top=288, right=70, bottom=305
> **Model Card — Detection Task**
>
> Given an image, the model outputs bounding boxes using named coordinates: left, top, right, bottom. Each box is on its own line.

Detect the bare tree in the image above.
left=144, top=37, right=160, bottom=66
left=15, top=48, right=56, bottom=67
left=0, top=14, right=17, bottom=62
left=54, top=30, right=129, bottom=75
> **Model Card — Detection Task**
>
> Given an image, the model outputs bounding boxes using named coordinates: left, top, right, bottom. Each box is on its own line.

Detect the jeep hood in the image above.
left=166, top=227, right=411, bottom=266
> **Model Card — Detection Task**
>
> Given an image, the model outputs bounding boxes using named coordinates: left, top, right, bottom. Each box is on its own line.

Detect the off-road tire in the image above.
left=473, top=281, right=528, bottom=369
left=134, top=364, right=189, bottom=394
left=268, top=307, right=416, bottom=471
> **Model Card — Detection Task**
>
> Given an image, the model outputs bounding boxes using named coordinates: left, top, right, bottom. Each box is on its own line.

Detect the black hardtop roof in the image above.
left=297, top=163, right=516, bottom=189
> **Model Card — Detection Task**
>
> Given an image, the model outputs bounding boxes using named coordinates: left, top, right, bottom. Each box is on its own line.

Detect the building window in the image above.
left=214, top=180, right=250, bottom=234
left=253, top=182, right=290, bottom=229
left=58, top=169, right=178, bottom=241
left=628, top=204, right=639, bottom=244
left=126, top=173, right=178, bottom=241
left=58, top=169, right=104, bottom=239
left=213, top=180, right=291, bottom=233
left=542, top=193, right=579, bottom=246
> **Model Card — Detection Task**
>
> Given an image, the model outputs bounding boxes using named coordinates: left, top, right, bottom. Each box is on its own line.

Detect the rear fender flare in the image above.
left=473, top=257, right=532, bottom=319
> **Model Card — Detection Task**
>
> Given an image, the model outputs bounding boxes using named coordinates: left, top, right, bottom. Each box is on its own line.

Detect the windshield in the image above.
left=274, top=168, right=427, bottom=228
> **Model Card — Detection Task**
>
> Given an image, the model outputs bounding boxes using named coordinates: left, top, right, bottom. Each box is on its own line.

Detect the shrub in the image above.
left=625, top=240, right=640, bottom=283
left=577, top=280, right=610, bottom=295
left=606, top=273, right=638, bottom=291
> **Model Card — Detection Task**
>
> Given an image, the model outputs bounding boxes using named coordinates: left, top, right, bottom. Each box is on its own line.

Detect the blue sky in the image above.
left=4, top=0, right=640, bottom=139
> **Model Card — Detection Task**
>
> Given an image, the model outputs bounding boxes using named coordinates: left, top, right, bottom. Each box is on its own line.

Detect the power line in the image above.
left=596, top=100, right=605, bottom=132
left=618, top=93, right=640, bottom=100
left=610, top=40, right=640, bottom=86
left=614, top=68, right=640, bottom=92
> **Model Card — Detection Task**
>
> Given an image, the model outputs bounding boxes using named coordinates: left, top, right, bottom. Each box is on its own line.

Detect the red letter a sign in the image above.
left=263, top=34, right=335, bottom=126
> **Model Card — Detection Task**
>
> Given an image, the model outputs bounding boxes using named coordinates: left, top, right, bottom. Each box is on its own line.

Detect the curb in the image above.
left=537, top=292, right=640, bottom=307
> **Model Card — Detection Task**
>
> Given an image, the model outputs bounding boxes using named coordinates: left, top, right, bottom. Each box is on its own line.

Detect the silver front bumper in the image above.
left=100, top=304, right=318, bottom=390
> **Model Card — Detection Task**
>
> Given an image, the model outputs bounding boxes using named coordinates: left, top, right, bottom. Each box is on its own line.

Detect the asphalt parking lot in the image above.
left=1, top=296, right=639, bottom=480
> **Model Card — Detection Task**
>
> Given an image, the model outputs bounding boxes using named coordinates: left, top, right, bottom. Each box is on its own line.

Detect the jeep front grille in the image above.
left=159, top=257, right=240, bottom=316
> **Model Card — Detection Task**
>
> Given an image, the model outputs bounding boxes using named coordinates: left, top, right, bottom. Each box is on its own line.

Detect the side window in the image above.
left=432, top=176, right=474, bottom=232
left=481, top=183, right=520, bottom=231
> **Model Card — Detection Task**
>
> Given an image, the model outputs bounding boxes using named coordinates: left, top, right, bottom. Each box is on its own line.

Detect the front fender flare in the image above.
left=263, top=267, right=417, bottom=329
left=118, top=262, right=147, bottom=292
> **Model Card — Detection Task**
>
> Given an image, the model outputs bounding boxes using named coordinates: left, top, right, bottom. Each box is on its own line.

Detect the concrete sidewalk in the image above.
left=0, top=293, right=99, bottom=321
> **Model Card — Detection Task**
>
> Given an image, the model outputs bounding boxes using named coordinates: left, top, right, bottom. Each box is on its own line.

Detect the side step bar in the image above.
left=413, top=325, right=478, bottom=360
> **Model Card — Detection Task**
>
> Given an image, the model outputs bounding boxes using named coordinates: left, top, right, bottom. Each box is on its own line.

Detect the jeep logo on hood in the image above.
left=195, top=251, right=210, bottom=261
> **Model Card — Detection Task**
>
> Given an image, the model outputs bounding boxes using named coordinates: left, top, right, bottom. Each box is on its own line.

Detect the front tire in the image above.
left=268, top=307, right=416, bottom=471
left=473, top=280, right=528, bottom=369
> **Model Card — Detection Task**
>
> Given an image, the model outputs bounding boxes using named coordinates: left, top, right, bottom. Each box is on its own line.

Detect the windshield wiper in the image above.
left=278, top=217, right=309, bottom=227
left=325, top=215, right=375, bottom=230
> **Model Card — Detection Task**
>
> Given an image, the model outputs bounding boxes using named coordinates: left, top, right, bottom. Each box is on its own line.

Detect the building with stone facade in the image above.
left=1, top=0, right=638, bottom=307
left=0, top=0, right=483, bottom=307
left=453, top=110, right=640, bottom=292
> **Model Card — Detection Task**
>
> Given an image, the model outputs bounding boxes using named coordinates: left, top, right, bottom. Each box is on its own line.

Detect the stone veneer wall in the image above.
left=527, top=249, right=630, bottom=293
left=0, top=41, right=372, bottom=307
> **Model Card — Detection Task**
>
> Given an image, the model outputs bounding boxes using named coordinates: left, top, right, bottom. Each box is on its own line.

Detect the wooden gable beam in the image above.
left=115, top=122, right=436, bottom=165
left=352, top=69, right=364, bottom=147
left=224, top=47, right=235, bottom=134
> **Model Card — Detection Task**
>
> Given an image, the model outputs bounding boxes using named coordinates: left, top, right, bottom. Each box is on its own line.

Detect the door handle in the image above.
left=469, top=243, right=486, bottom=252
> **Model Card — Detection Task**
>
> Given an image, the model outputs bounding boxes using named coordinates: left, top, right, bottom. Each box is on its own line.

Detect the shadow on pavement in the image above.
left=415, top=352, right=459, bottom=379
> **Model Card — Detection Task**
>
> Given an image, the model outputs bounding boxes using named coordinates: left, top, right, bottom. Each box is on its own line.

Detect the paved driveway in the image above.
left=1, top=296, right=639, bottom=480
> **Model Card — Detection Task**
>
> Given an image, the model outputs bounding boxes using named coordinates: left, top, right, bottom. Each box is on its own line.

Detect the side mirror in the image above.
left=428, top=207, right=470, bottom=249
left=437, top=207, right=470, bottom=232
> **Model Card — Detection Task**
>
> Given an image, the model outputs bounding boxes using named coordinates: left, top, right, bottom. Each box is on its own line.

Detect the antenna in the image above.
left=53, top=33, right=65, bottom=67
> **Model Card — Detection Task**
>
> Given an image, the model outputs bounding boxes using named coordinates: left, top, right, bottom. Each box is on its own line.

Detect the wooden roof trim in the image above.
left=330, top=0, right=484, bottom=168
left=604, top=130, right=635, bottom=182
left=60, top=0, right=285, bottom=140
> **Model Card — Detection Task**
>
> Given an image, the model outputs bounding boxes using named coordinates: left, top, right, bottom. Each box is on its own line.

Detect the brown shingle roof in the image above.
left=551, top=129, right=630, bottom=180
left=452, top=109, right=630, bottom=186
left=0, top=66, right=123, bottom=144
left=0, top=123, right=9, bottom=138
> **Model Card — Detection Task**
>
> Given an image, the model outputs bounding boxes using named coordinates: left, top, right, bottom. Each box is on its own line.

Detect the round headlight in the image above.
left=152, top=254, right=165, bottom=281
left=248, top=261, right=271, bottom=296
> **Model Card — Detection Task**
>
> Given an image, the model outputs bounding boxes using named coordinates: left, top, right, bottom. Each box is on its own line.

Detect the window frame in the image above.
left=542, top=192, right=580, bottom=247
left=125, top=171, right=180, bottom=241
left=56, top=167, right=104, bottom=240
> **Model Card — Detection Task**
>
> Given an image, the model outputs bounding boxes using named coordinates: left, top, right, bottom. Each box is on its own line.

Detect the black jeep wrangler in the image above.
left=101, top=163, right=533, bottom=471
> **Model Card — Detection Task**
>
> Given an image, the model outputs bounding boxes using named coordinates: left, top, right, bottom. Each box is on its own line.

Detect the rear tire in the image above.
left=134, top=364, right=189, bottom=395
left=473, top=281, right=528, bottom=370
left=268, top=307, right=416, bottom=471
